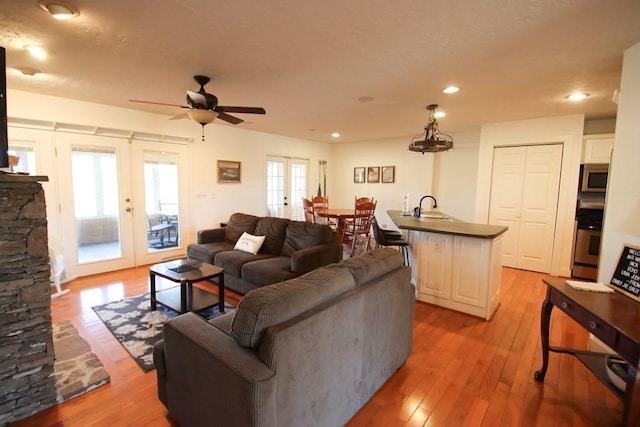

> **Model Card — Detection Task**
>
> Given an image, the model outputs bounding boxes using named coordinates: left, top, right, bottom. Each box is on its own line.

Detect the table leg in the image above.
left=625, top=362, right=640, bottom=426
left=534, top=292, right=553, bottom=382
left=181, top=282, right=188, bottom=313
left=336, top=218, right=344, bottom=244
left=218, top=274, right=225, bottom=313
left=150, top=271, right=157, bottom=310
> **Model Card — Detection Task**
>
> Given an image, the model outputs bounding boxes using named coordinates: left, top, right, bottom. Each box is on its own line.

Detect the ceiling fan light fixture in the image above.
left=188, top=109, right=218, bottom=125
left=408, top=104, right=454, bottom=154
left=38, top=1, right=80, bottom=19
left=188, top=109, right=219, bottom=141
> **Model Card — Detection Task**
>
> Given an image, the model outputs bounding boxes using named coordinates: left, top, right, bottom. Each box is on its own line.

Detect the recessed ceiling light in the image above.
left=38, top=1, right=80, bottom=20
left=331, top=132, right=340, bottom=138
left=24, top=45, right=47, bottom=60
left=434, top=111, right=446, bottom=118
left=357, top=96, right=375, bottom=103
left=566, top=92, right=589, bottom=101
left=442, top=86, right=459, bottom=94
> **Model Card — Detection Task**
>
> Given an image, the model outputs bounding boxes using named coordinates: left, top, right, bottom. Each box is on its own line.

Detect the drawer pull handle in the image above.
left=561, top=301, right=568, bottom=309
left=589, top=321, right=597, bottom=330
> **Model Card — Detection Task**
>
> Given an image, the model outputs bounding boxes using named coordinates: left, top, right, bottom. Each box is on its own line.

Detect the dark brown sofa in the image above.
left=186, top=212, right=343, bottom=294
left=154, top=248, right=414, bottom=427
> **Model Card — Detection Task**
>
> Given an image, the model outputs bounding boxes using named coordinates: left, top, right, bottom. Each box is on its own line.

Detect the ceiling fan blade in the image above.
left=169, top=112, right=189, bottom=120
left=217, top=112, right=244, bottom=125
left=186, top=90, right=209, bottom=109
left=129, top=99, right=188, bottom=108
left=217, top=106, right=266, bottom=115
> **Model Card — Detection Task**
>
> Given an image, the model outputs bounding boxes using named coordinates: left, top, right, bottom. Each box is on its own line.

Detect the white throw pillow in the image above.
left=234, top=232, right=266, bottom=255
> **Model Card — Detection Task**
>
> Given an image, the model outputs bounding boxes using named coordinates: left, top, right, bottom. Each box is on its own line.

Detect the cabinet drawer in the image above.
left=549, top=291, right=617, bottom=347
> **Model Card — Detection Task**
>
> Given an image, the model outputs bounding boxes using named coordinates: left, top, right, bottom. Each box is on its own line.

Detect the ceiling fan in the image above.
left=129, top=75, right=266, bottom=140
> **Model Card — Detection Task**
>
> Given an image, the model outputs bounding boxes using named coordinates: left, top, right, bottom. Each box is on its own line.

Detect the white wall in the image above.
left=474, top=114, right=585, bottom=277
left=599, top=42, right=640, bottom=283
left=329, top=131, right=480, bottom=229
left=7, top=89, right=332, bottom=243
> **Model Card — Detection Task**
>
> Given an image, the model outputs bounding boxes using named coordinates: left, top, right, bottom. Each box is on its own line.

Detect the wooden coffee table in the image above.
left=149, top=259, right=225, bottom=315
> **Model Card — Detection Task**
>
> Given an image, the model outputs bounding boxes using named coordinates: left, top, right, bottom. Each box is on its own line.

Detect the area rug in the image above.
left=52, top=321, right=110, bottom=403
left=92, top=293, right=234, bottom=372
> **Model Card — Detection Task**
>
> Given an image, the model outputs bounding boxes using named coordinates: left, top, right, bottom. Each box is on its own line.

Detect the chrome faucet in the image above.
left=416, top=195, right=438, bottom=217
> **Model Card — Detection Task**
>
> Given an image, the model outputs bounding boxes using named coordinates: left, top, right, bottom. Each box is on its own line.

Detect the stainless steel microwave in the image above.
left=581, top=163, right=609, bottom=193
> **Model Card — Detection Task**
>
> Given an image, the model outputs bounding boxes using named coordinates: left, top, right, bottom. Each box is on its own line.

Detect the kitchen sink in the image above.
left=419, top=212, right=449, bottom=220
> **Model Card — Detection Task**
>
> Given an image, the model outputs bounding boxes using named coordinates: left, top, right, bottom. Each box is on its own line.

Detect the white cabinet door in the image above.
left=411, top=231, right=453, bottom=299
left=583, top=134, right=614, bottom=164
left=409, top=231, right=503, bottom=320
left=451, top=237, right=489, bottom=308
left=489, top=144, right=562, bottom=273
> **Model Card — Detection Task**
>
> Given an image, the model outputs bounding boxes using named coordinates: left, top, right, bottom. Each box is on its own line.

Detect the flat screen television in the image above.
left=1, top=46, right=9, bottom=169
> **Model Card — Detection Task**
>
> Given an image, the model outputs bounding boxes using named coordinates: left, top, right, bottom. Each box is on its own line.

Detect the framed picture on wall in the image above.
left=382, top=166, right=395, bottom=183
left=354, top=167, right=365, bottom=183
left=217, top=160, right=241, bottom=183
left=367, top=166, right=380, bottom=183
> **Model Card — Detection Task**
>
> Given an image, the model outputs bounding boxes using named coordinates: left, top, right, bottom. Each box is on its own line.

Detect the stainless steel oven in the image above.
left=571, top=206, right=603, bottom=280
left=574, top=228, right=600, bottom=265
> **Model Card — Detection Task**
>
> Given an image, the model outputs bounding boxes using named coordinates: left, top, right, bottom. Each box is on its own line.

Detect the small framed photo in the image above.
left=217, top=160, right=241, bottom=183
left=354, top=167, right=365, bottom=183
left=382, top=166, right=395, bottom=183
left=367, top=166, right=380, bottom=183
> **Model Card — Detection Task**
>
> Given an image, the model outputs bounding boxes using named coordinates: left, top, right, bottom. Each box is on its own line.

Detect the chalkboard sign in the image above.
left=609, top=244, right=640, bottom=302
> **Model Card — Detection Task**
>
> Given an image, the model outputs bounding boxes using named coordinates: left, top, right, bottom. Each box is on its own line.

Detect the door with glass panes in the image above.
left=266, top=156, right=309, bottom=220
left=18, top=130, right=188, bottom=277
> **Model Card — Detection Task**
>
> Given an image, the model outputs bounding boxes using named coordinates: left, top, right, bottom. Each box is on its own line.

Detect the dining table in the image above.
left=314, top=208, right=360, bottom=243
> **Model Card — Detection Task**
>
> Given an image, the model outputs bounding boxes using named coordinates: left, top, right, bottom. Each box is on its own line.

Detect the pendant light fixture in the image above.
left=408, top=104, right=454, bottom=154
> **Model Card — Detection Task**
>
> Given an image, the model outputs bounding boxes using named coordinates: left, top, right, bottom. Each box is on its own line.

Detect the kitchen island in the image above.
left=388, top=210, right=508, bottom=320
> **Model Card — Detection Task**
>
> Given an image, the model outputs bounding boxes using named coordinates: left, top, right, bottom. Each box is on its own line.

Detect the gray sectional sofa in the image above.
left=187, top=212, right=343, bottom=294
left=154, top=248, right=415, bottom=427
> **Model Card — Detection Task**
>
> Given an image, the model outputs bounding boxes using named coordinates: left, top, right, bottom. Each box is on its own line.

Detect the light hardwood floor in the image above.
left=9, top=266, right=623, bottom=426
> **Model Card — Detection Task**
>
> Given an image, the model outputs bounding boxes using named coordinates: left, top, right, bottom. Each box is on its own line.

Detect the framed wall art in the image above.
left=382, top=166, right=395, bottom=183
left=217, top=160, right=241, bottom=183
left=354, top=167, right=365, bottom=183
left=367, top=166, right=380, bottom=183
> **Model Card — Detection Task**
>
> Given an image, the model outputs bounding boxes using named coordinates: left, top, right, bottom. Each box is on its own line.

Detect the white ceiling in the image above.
left=1, top=0, right=640, bottom=143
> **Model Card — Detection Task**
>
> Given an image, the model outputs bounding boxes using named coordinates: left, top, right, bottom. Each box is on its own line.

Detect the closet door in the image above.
left=489, top=144, right=562, bottom=273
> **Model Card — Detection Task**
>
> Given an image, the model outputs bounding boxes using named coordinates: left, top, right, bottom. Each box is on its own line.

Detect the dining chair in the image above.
left=302, top=197, right=315, bottom=223
left=312, top=195, right=331, bottom=226
left=342, top=200, right=377, bottom=257
left=355, top=196, right=375, bottom=205
left=371, top=216, right=410, bottom=266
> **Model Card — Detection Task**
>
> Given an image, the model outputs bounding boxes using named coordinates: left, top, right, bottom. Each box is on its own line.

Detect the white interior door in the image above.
left=489, top=144, right=563, bottom=273
left=487, top=147, right=525, bottom=268
left=266, top=156, right=309, bottom=219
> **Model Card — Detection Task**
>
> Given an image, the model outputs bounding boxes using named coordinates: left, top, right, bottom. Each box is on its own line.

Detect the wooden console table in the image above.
left=534, top=278, right=640, bottom=426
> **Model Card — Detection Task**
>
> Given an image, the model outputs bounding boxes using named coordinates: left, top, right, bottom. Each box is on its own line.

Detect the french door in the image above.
left=55, top=133, right=136, bottom=277
left=55, top=134, right=188, bottom=277
left=266, top=156, right=309, bottom=220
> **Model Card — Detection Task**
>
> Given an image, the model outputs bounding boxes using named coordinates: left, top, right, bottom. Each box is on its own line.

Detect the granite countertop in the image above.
left=387, top=210, right=508, bottom=239
left=0, top=172, right=49, bottom=182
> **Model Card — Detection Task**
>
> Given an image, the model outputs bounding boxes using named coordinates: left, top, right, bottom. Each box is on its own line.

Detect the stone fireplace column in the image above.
left=0, top=174, right=57, bottom=424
